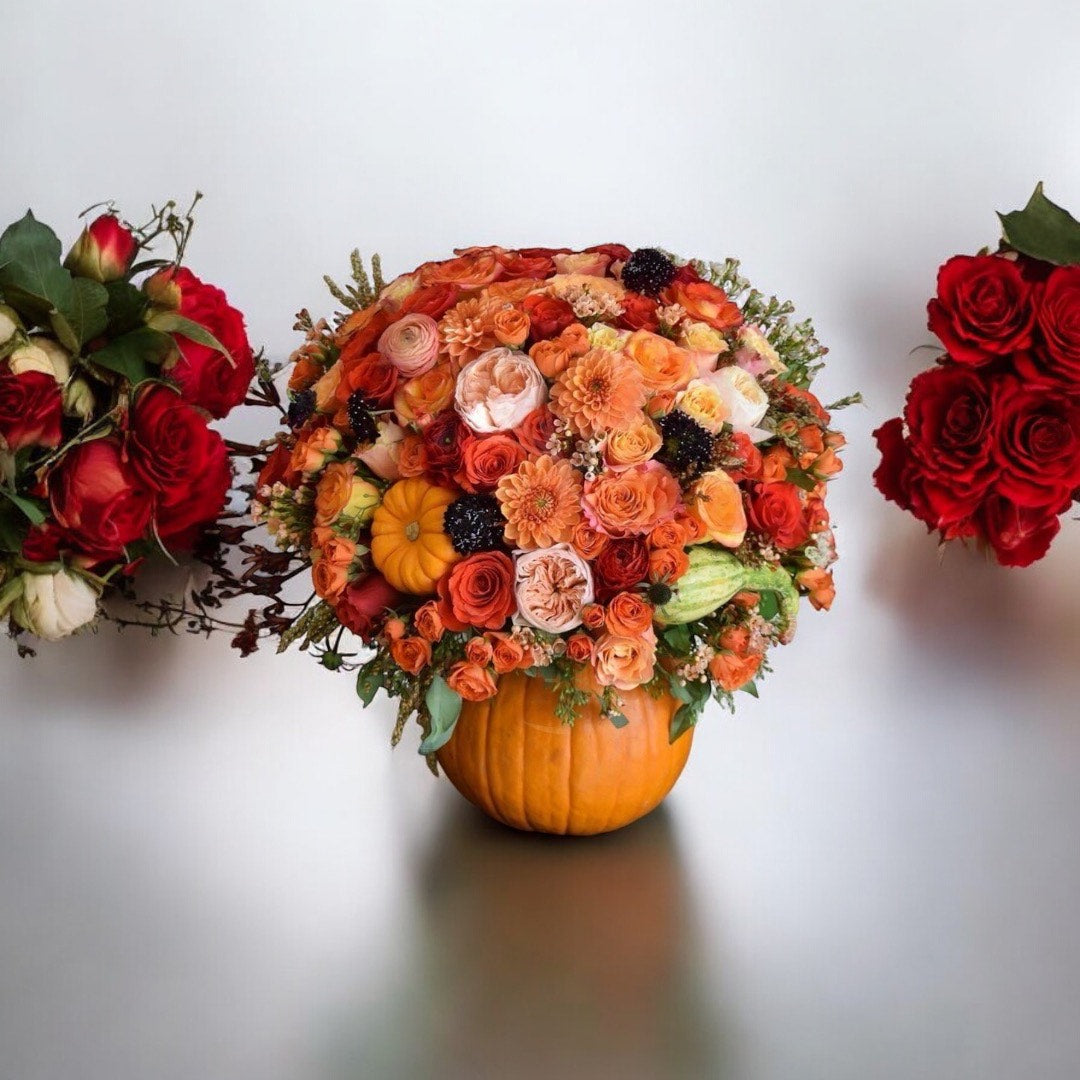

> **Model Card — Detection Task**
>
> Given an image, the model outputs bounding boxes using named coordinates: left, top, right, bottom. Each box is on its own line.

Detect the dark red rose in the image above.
left=338, top=352, right=398, bottom=407
left=991, top=377, right=1080, bottom=508
left=21, top=523, right=63, bottom=564
left=585, top=243, right=632, bottom=263
left=256, top=441, right=296, bottom=491
left=497, top=250, right=557, bottom=280
left=926, top=254, right=1035, bottom=366
left=522, top=294, right=576, bottom=341
left=49, top=438, right=153, bottom=561
left=594, top=536, right=650, bottom=599
left=127, top=385, right=232, bottom=549
left=64, top=214, right=138, bottom=282
left=748, top=482, right=810, bottom=550
left=145, top=266, right=255, bottom=418
left=617, top=292, right=660, bottom=332
left=671, top=262, right=704, bottom=285
left=1033, top=265, right=1080, bottom=384
left=0, top=369, right=63, bottom=451
left=396, top=283, right=460, bottom=321
left=979, top=494, right=1062, bottom=567
left=422, top=410, right=469, bottom=485
left=335, top=572, right=403, bottom=640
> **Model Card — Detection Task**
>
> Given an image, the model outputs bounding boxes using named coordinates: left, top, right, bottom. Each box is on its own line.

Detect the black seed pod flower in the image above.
left=443, top=493, right=506, bottom=555
left=347, top=391, right=379, bottom=446
left=657, top=410, right=717, bottom=481
left=287, top=389, right=316, bottom=429
left=621, top=247, right=677, bottom=297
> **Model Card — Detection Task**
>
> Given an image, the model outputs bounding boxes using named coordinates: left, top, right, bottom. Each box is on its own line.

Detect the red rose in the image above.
left=64, top=214, right=138, bottom=282
left=460, top=434, right=526, bottom=492
left=979, top=494, right=1062, bottom=567
left=147, top=266, right=255, bottom=418
left=396, top=283, right=460, bottom=321
left=256, top=441, right=296, bottom=491
left=618, top=292, right=660, bottom=333
left=436, top=550, right=516, bottom=631
left=748, top=482, right=809, bottom=550
left=335, top=572, right=403, bottom=640
left=497, top=250, right=557, bottom=280
left=423, top=410, right=470, bottom=485
left=671, top=263, right=703, bottom=284
left=991, top=377, right=1080, bottom=508
left=127, top=385, right=232, bottom=549
left=593, top=536, right=650, bottom=600
left=21, top=523, right=63, bottom=564
left=337, top=352, right=398, bottom=407
left=1032, top=265, right=1080, bottom=384
left=516, top=405, right=556, bottom=457
left=926, top=254, right=1035, bottom=366
left=522, top=294, right=576, bottom=341
left=49, top=438, right=153, bottom=561
left=0, top=369, right=63, bottom=451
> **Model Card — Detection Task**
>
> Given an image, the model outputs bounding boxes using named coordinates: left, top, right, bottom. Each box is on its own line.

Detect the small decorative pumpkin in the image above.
left=370, top=478, right=461, bottom=595
left=436, top=671, right=693, bottom=835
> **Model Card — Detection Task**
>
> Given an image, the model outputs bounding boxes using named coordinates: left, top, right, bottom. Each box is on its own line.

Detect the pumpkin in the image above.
left=436, top=670, right=693, bottom=835
left=370, top=478, right=461, bottom=595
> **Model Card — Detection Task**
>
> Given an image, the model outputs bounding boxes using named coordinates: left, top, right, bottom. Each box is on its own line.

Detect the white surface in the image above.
left=3, top=2, right=1080, bottom=1078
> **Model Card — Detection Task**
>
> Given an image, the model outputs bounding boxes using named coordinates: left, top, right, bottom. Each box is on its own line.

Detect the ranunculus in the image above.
left=335, top=572, right=403, bottom=639
left=422, top=410, right=470, bottom=485
left=698, top=366, right=770, bottom=441
left=64, top=214, right=138, bottom=282
left=378, top=313, right=440, bottom=377
left=393, top=364, right=456, bottom=428
left=978, top=494, right=1062, bottom=568
left=927, top=254, right=1035, bottom=366
left=454, top=348, right=548, bottom=434
left=12, top=568, right=100, bottom=641
left=623, top=330, right=696, bottom=394
left=522, top=293, right=576, bottom=341
left=1031, top=265, right=1080, bottom=385
left=0, top=369, right=63, bottom=451
left=747, top=482, right=809, bottom=550
left=147, top=266, right=255, bottom=419
left=127, top=385, right=232, bottom=549
left=49, top=438, right=153, bottom=561
left=437, top=550, right=516, bottom=631
left=8, top=339, right=71, bottom=383
left=390, top=636, right=432, bottom=675
left=686, top=468, right=747, bottom=548
left=513, top=544, right=594, bottom=633
left=604, top=591, right=654, bottom=636
left=593, top=536, right=650, bottom=599
left=447, top=661, right=499, bottom=701
left=591, top=630, right=656, bottom=691
left=583, top=461, right=681, bottom=537
left=662, top=280, right=743, bottom=331
left=461, top=434, right=527, bottom=492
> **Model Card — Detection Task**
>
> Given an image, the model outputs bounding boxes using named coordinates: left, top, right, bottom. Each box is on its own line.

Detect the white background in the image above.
left=3, top=2, right=1080, bottom=1078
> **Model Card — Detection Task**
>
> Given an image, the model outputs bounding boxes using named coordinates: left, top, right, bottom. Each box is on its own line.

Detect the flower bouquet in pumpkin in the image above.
left=0, top=197, right=253, bottom=647
left=251, top=244, right=849, bottom=833
left=875, top=184, right=1080, bottom=567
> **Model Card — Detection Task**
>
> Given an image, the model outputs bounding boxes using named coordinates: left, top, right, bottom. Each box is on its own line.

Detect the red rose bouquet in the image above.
left=875, top=184, right=1080, bottom=566
left=0, top=197, right=253, bottom=644
left=247, top=244, right=850, bottom=761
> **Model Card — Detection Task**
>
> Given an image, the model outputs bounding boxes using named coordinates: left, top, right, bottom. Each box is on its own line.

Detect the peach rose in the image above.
left=414, top=600, right=445, bottom=642
left=687, top=469, right=747, bottom=548
left=378, top=272, right=421, bottom=311
left=604, top=415, right=662, bottom=470
left=529, top=338, right=572, bottom=379
left=421, top=249, right=503, bottom=289
left=553, top=251, right=611, bottom=277
left=378, top=313, right=440, bottom=377
left=486, top=631, right=531, bottom=674
left=465, top=635, right=494, bottom=666
left=314, top=463, right=380, bottom=527
left=663, top=280, right=743, bottom=331
left=454, top=348, right=548, bottom=434
left=571, top=521, right=609, bottom=560
left=486, top=278, right=543, bottom=302
left=566, top=633, right=594, bottom=663
left=290, top=426, right=343, bottom=476
left=797, top=567, right=836, bottom=611
left=709, top=651, right=761, bottom=692
left=761, top=445, right=795, bottom=484
left=358, top=420, right=406, bottom=481
left=312, top=363, right=344, bottom=414
left=492, top=306, right=531, bottom=348
left=582, top=461, right=682, bottom=537
left=394, top=363, right=456, bottom=428
left=513, top=544, right=595, bottom=633
left=623, top=330, right=695, bottom=394
left=390, top=636, right=432, bottom=675
left=604, top=591, right=654, bottom=636
left=580, top=603, right=606, bottom=631
left=447, top=661, right=499, bottom=701
left=649, top=546, right=690, bottom=583
left=591, top=630, right=656, bottom=691
left=676, top=380, right=730, bottom=434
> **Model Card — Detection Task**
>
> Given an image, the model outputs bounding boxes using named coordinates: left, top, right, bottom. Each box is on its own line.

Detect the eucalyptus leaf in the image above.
left=356, top=666, right=382, bottom=706
left=86, top=326, right=175, bottom=385
left=50, top=276, right=108, bottom=351
left=998, top=183, right=1080, bottom=266
left=147, top=310, right=234, bottom=364
left=419, top=675, right=462, bottom=754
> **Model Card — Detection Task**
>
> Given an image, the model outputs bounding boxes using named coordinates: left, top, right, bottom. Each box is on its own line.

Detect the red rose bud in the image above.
left=64, top=214, right=138, bottom=283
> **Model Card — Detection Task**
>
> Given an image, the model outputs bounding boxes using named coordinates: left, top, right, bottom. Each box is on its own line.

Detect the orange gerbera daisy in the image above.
left=439, top=297, right=498, bottom=366
left=496, top=455, right=583, bottom=550
left=551, top=348, right=646, bottom=435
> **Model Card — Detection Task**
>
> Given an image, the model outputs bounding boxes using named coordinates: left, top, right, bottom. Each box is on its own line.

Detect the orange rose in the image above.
left=604, top=592, right=655, bottom=636
left=384, top=617, right=407, bottom=642
left=797, top=567, right=836, bottom=611
left=288, top=357, right=324, bottom=393
left=559, top=323, right=591, bottom=356
left=314, top=462, right=355, bottom=526
left=604, top=415, right=662, bottom=469
left=645, top=390, right=680, bottom=418
left=566, top=632, right=594, bottom=662
left=582, top=461, right=681, bottom=537
left=389, top=636, right=431, bottom=675
left=335, top=302, right=385, bottom=348
left=517, top=405, right=556, bottom=457
left=591, top=631, right=656, bottom=691
left=486, top=278, right=543, bottom=302
left=572, top=521, right=609, bottom=560
left=492, top=306, right=531, bottom=348
left=797, top=425, right=825, bottom=466
left=623, top=330, right=696, bottom=394
left=728, top=432, right=764, bottom=482
left=421, top=250, right=503, bottom=290
left=461, top=434, right=527, bottom=492
left=708, top=651, right=761, bottom=692
left=311, top=363, right=343, bottom=414
left=414, top=600, right=445, bottom=642
left=580, top=603, right=606, bottom=631
left=529, top=338, right=572, bottom=379
left=486, top=631, right=531, bottom=674
left=312, top=552, right=351, bottom=601
left=290, top=426, right=343, bottom=476
left=687, top=469, right=747, bottom=548
left=447, top=661, right=499, bottom=701
left=648, top=519, right=688, bottom=550
left=436, top=550, right=516, bottom=631
left=393, top=363, right=456, bottom=428
left=662, top=280, right=743, bottom=331
left=397, top=432, right=428, bottom=478
left=676, top=509, right=709, bottom=544
left=811, top=448, right=844, bottom=480
left=465, top=635, right=495, bottom=666
left=649, top=546, right=690, bottom=583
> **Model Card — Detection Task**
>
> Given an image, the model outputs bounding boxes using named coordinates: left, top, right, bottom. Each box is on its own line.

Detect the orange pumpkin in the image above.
left=436, top=670, right=693, bottom=835
left=370, top=478, right=461, bottom=595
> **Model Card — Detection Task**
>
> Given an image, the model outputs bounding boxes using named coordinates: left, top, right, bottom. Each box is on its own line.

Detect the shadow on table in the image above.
left=322, top=800, right=733, bottom=1079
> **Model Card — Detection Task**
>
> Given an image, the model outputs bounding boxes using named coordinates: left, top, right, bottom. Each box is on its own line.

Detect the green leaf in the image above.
left=86, top=326, right=175, bottom=385
left=104, top=280, right=148, bottom=334
left=419, top=675, right=462, bottom=754
left=998, top=182, right=1080, bottom=266
left=661, top=624, right=692, bottom=655
left=785, top=467, right=819, bottom=493
left=741, top=680, right=759, bottom=698
left=0, top=504, right=29, bottom=553
left=147, top=310, right=234, bottom=364
left=355, top=666, right=382, bottom=706
left=0, top=211, right=75, bottom=327
left=0, top=487, right=46, bottom=525
left=757, top=591, right=779, bottom=622
left=50, top=276, right=108, bottom=351
left=670, top=702, right=700, bottom=743
left=608, top=710, right=629, bottom=729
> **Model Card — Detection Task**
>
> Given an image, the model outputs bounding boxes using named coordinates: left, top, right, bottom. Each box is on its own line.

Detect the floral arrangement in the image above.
left=0, top=197, right=253, bottom=645
left=875, top=184, right=1080, bottom=567
left=251, top=243, right=849, bottom=756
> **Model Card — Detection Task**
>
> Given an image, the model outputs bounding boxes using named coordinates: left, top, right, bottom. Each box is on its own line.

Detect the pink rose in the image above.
left=377, top=313, right=440, bottom=377
left=513, top=544, right=595, bottom=633
left=454, top=347, right=548, bottom=434
left=553, top=252, right=611, bottom=277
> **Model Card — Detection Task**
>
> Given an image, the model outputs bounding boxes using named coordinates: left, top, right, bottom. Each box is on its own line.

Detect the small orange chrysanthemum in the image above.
left=551, top=348, right=646, bottom=435
left=439, top=297, right=497, bottom=366
left=496, top=455, right=583, bottom=550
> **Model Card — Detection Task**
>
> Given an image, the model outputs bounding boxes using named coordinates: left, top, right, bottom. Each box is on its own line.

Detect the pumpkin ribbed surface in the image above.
left=436, top=671, right=693, bottom=835
left=370, top=478, right=461, bottom=595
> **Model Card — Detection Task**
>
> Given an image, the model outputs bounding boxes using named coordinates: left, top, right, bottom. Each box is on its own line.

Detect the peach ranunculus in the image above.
left=603, top=415, right=662, bottom=469
left=414, top=600, right=445, bottom=642
left=676, top=379, right=730, bottom=434
left=447, top=661, right=499, bottom=701
left=358, top=420, right=406, bottom=481
left=454, top=347, right=548, bottom=434
left=290, top=426, right=343, bottom=475
left=582, top=461, right=682, bottom=537
left=390, top=636, right=432, bottom=675
left=378, top=313, right=440, bottom=377
left=513, top=544, right=595, bottom=634
left=687, top=468, right=747, bottom=548
left=491, top=306, right=531, bottom=348
left=394, top=363, right=456, bottom=428
left=623, top=329, right=696, bottom=394
left=662, top=280, right=743, bottom=332
left=421, top=249, right=503, bottom=290
left=591, top=629, right=657, bottom=691
left=553, top=251, right=611, bottom=277
left=314, top=462, right=381, bottom=527
left=604, top=591, right=654, bottom=637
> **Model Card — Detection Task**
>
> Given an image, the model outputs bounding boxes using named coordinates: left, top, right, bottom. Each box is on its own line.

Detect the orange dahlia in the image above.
left=439, top=297, right=497, bottom=366
left=496, top=454, right=583, bottom=550
left=551, top=348, right=645, bottom=435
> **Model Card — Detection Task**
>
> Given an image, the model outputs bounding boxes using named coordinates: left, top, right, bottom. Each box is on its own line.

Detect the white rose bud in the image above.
left=13, top=569, right=100, bottom=642
left=0, top=304, right=20, bottom=347
left=63, top=377, right=96, bottom=420
left=8, top=338, right=72, bottom=383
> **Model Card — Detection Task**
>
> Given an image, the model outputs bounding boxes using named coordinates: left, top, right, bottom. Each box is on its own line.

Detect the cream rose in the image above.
left=13, top=569, right=99, bottom=641
left=378, top=313, right=440, bottom=377
left=454, top=347, right=548, bottom=434
left=357, top=420, right=405, bottom=481
left=676, top=381, right=730, bottom=434
left=699, top=365, right=771, bottom=442
left=514, top=544, right=594, bottom=633
left=591, top=629, right=657, bottom=691
left=553, top=252, right=611, bottom=277
left=9, top=338, right=71, bottom=383
left=0, top=304, right=20, bottom=347
left=736, top=324, right=785, bottom=377
left=379, top=272, right=421, bottom=311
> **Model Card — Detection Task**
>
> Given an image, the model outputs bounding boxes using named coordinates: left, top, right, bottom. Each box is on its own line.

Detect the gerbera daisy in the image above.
left=439, top=297, right=498, bottom=366
left=551, top=348, right=646, bottom=436
left=496, top=455, right=583, bottom=550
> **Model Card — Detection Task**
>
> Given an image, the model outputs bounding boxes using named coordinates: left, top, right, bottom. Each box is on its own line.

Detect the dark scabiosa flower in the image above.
left=287, top=388, right=316, bottom=429
left=621, top=247, right=677, bottom=298
left=657, top=410, right=717, bottom=481
left=346, top=391, right=379, bottom=446
left=443, top=493, right=507, bottom=555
